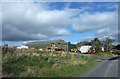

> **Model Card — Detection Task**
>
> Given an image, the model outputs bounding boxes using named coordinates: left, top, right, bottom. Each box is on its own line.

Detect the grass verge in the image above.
left=92, top=52, right=119, bottom=58
left=2, top=50, right=98, bottom=77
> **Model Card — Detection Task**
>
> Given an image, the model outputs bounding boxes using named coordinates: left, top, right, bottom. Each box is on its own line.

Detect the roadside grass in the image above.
left=92, top=52, right=119, bottom=58
left=2, top=50, right=98, bottom=77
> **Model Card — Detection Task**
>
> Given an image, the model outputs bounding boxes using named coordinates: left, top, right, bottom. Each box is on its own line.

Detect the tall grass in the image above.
left=2, top=48, right=97, bottom=77
left=93, top=52, right=119, bottom=58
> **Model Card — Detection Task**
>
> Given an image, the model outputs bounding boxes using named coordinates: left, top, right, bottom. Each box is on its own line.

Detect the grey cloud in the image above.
left=2, top=2, right=118, bottom=43
left=2, top=2, right=79, bottom=41
left=2, top=24, right=48, bottom=41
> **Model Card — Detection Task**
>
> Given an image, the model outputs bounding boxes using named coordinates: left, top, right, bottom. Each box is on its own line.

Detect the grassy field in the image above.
left=92, top=52, right=119, bottom=58
left=2, top=49, right=98, bottom=77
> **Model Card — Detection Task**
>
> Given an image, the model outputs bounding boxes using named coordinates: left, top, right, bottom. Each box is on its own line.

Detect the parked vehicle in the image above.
left=77, top=45, right=92, bottom=54
left=70, top=48, right=77, bottom=52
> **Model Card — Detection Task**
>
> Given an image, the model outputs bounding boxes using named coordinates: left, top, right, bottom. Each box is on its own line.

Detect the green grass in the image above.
left=93, top=52, right=119, bottom=58
left=2, top=50, right=98, bottom=77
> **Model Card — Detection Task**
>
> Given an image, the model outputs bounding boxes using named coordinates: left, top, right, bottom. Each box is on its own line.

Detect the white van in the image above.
left=77, top=45, right=92, bottom=54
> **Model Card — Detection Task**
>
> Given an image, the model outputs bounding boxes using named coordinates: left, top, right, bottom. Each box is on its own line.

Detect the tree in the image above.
left=115, top=44, right=120, bottom=50
left=91, top=38, right=102, bottom=53
left=103, top=36, right=114, bottom=52
left=77, top=41, right=91, bottom=47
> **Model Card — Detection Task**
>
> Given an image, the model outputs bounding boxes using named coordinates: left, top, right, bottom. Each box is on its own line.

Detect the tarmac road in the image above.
left=83, top=56, right=119, bottom=77
left=69, top=52, right=119, bottom=77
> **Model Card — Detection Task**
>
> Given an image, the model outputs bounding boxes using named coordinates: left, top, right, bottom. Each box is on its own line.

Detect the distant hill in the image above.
left=26, top=40, right=67, bottom=49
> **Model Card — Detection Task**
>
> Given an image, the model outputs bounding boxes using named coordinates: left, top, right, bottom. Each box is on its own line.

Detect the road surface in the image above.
left=83, top=56, right=119, bottom=77
left=69, top=52, right=119, bottom=77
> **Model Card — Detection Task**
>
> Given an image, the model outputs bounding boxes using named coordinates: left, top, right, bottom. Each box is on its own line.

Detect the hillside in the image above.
left=26, top=40, right=67, bottom=49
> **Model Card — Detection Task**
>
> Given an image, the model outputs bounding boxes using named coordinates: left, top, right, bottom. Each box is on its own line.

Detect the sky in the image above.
left=1, top=1, right=119, bottom=46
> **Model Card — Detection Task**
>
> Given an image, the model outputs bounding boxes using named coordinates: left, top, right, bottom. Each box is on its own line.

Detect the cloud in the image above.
left=72, top=11, right=117, bottom=33
left=2, top=2, right=118, bottom=44
left=79, top=26, right=118, bottom=44
left=2, top=2, right=79, bottom=41
left=0, top=2, right=2, bottom=40
left=1, top=0, right=120, bottom=2
left=72, top=9, right=118, bottom=43
left=95, top=27, right=118, bottom=42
